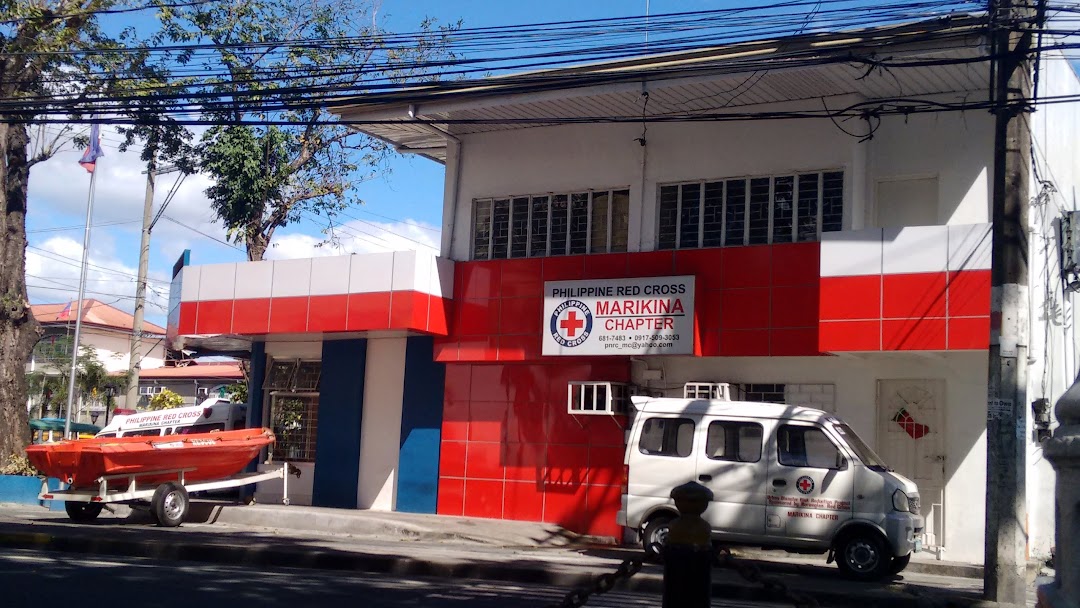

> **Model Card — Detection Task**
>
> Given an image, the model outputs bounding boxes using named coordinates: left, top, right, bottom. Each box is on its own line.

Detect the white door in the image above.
left=876, top=379, right=946, bottom=553
left=696, top=417, right=771, bottom=540
left=765, top=422, right=855, bottom=545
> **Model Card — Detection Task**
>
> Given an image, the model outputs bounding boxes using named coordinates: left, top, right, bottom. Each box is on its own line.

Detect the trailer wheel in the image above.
left=64, top=501, right=103, bottom=523
left=151, top=482, right=189, bottom=527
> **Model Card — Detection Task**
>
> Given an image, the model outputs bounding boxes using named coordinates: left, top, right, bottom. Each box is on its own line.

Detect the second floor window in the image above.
left=658, top=170, right=843, bottom=249
left=472, top=188, right=630, bottom=260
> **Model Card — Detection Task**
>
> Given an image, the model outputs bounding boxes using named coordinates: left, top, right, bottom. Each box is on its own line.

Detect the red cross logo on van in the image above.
left=796, top=476, right=815, bottom=495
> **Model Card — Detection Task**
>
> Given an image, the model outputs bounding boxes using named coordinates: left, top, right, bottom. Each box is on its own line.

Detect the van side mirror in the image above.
left=835, top=454, right=848, bottom=471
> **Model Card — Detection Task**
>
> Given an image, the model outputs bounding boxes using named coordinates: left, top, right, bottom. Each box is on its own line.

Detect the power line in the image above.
left=161, top=215, right=246, bottom=251
left=26, top=245, right=170, bottom=284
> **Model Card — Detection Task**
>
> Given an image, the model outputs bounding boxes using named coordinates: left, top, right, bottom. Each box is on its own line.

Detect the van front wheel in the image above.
left=836, top=532, right=891, bottom=581
left=642, top=515, right=674, bottom=562
left=889, top=553, right=911, bottom=575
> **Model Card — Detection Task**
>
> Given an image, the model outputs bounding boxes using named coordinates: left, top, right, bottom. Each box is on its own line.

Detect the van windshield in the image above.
left=831, top=423, right=890, bottom=472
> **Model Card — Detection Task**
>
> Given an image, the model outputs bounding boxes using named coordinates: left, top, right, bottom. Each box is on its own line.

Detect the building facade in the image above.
left=168, top=18, right=1080, bottom=564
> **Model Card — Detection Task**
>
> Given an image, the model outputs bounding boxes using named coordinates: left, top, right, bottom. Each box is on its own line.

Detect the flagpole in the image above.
left=63, top=163, right=98, bottom=439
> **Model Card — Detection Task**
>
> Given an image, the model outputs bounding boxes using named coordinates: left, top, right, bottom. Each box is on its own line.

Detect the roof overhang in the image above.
left=330, top=14, right=990, bottom=162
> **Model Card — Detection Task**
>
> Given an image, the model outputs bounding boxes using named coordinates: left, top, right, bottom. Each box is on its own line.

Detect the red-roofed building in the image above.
left=130, top=361, right=244, bottom=408
left=28, top=299, right=167, bottom=413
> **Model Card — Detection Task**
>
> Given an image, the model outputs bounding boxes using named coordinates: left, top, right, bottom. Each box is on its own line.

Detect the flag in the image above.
left=78, top=124, right=104, bottom=173
left=57, top=301, right=72, bottom=320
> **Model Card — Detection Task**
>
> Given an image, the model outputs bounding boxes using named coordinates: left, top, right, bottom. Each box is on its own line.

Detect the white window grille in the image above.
left=658, top=170, right=843, bottom=249
left=197, top=387, right=209, bottom=397
left=268, top=393, right=319, bottom=463
left=472, top=188, right=630, bottom=260
left=138, top=385, right=163, bottom=396
left=683, top=382, right=732, bottom=400
left=567, top=381, right=631, bottom=415
left=263, top=359, right=321, bottom=392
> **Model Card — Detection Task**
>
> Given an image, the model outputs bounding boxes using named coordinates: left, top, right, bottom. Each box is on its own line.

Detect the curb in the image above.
left=0, top=530, right=990, bottom=608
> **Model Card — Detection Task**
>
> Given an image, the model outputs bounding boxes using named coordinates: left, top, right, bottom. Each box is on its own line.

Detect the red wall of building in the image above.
left=437, top=361, right=630, bottom=538
left=434, top=242, right=823, bottom=363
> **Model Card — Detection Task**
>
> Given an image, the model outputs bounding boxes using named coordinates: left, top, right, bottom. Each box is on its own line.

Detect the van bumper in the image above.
left=884, top=512, right=925, bottom=556
left=616, top=510, right=627, bottom=527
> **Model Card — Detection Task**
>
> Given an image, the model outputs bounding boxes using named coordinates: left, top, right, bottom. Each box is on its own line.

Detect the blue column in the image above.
left=312, top=339, right=367, bottom=508
left=396, top=336, right=445, bottom=513
left=241, top=341, right=267, bottom=494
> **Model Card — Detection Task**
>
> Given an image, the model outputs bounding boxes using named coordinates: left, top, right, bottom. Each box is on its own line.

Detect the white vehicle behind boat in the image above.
left=95, top=398, right=248, bottom=438
left=617, top=396, right=924, bottom=580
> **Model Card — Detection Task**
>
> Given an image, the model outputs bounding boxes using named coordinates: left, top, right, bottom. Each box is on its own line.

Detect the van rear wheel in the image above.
left=64, top=501, right=103, bottom=523
left=642, top=515, right=674, bottom=562
left=836, top=532, right=891, bottom=581
left=889, top=553, right=912, bottom=575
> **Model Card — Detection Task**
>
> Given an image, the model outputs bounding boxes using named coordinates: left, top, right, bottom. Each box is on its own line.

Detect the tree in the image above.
left=148, top=388, right=183, bottom=410
left=0, top=0, right=127, bottom=467
left=25, top=338, right=113, bottom=419
left=156, top=0, right=458, bottom=260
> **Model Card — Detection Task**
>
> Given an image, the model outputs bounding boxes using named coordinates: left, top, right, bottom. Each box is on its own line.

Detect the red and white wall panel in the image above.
left=819, top=223, right=991, bottom=352
left=174, top=251, right=454, bottom=338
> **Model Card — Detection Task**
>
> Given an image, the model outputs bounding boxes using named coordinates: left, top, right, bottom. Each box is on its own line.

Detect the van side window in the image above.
left=638, top=418, right=694, bottom=457
left=124, top=430, right=161, bottom=437
left=179, top=423, right=226, bottom=435
left=706, top=421, right=763, bottom=462
left=777, top=425, right=843, bottom=469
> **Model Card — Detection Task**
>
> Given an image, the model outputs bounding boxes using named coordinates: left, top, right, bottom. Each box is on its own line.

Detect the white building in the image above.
left=169, top=15, right=1079, bottom=565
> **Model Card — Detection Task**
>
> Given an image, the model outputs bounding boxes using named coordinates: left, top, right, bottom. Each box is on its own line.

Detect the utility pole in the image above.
left=984, top=0, right=1039, bottom=604
left=125, top=152, right=156, bottom=412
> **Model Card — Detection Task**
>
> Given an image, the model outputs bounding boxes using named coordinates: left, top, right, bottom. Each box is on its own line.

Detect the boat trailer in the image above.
left=39, top=464, right=293, bottom=527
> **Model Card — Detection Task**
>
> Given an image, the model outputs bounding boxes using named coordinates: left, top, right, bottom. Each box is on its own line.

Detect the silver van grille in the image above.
left=908, top=496, right=921, bottom=515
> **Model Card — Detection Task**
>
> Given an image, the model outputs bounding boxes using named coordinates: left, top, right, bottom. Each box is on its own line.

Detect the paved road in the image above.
left=1, top=548, right=787, bottom=608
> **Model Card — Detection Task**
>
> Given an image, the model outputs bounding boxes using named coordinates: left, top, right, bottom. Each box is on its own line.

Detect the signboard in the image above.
left=542, top=276, right=695, bottom=356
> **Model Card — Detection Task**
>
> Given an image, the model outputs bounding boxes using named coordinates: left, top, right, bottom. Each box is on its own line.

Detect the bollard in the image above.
left=663, top=481, right=714, bottom=608
left=1039, top=374, right=1080, bottom=608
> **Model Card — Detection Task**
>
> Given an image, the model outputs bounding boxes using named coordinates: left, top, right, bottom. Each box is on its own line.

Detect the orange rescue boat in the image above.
left=26, top=428, right=275, bottom=489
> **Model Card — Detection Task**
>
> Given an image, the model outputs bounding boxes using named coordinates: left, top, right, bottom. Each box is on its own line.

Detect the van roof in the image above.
left=98, top=398, right=238, bottom=432
left=631, top=397, right=835, bottom=423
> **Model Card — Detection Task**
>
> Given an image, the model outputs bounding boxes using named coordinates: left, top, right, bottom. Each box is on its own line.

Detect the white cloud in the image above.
left=266, top=219, right=441, bottom=259
left=25, top=235, right=171, bottom=323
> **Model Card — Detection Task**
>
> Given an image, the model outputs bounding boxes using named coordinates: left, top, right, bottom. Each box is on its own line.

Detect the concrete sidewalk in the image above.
left=0, top=502, right=1021, bottom=608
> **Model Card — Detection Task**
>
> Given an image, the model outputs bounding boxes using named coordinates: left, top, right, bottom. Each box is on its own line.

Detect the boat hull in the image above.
left=26, top=428, right=275, bottom=489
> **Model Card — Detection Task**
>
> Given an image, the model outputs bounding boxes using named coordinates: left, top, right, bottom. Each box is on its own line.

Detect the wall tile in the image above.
left=309, top=256, right=352, bottom=296
left=307, top=294, right=349, bottom=333
left=456, top=336, right=500, bottom=362
left=722, top=246, right=771, bottom=289
left=180, top=266, right=201, bottom=302
left=439, top=441, right=466, bottom=478
left=500, top=298, right=544, bottom=335
left=433, top=256, right=456, bottom=299
left=882, top=318, right=947, bottom=351
left=882, top=273, right=947, bottom=319
left=504, top=443, right=546, bottom=482
left=503, top=480, right=545, bottom=522
left=198, top=263, right=237, bottom=301
left=771, top=242, right=820, bottom=287
left=948, top=223, right=992, bottom=271
left=673, top=249, right=723, bottom=288
left=948, top=270, right=991, bottom=318
left=625, top=251, right=673, bottom=277
left=820, top=228, right=883, bottom=277
left=542, top=256, right=586, bottom=281
left=455, top=298, right=501, bottom=336
left=271, top=259, right=312, bottom=298
left=819, top=275, right=881, bottom=321
left=720, top=289, right=770, bottom=330
left=770, top=328, right=820, bottom=356
left=459, top=260, right=503, bottom=299
left=819, top=320, right=881, bottom=352
left=232, top=298, right=271, bottom=335
left=466, top=441, right=505, bottom=480
left=501, top=258, right=545, bottom=297
left=497, top=334, right=542, bottom=362
left=719, top=329, right=770, bottom=356
left=771, top=285, right=819, bottom=328
left=436, top=477, right=464, bottom=516
left=584, top=253, right=629, bottom=279
left=346, top=292, right=391, bottom=331
left=391, top=250, right=419, bottom=292
left=195, top=299, right=233, bottom=334
left=268, top=296, right=309, bottom=333
left=348, top=252, right=394, bottom=293
left=948, top=317, right=990, bottom=349
left=177, top=301, right=197, bottom=335
left=463, top=479, right=504, bottom=519
left=882, top=225, right=948, bottom=275
left=233, top=260, right=274, bottom=300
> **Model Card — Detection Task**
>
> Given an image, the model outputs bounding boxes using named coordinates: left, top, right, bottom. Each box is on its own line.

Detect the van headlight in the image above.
left=892, top=489, right=911, bottom=512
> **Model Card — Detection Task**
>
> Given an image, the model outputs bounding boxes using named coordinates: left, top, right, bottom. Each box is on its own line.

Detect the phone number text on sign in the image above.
left=542, top=276, right=695, bottom=356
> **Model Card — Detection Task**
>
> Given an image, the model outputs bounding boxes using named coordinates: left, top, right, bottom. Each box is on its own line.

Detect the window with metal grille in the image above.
left=741, top=383, right=786, bottom=403
left=658, top=170, right=844, bottom=249
left=269, top=393, right=319, bottom=463
left=264, top=359, right=320, bottom=392
left=471, top=188, right=630, bottom=260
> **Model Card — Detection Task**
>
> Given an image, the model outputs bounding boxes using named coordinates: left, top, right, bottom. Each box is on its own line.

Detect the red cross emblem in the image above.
left=560, top=310, right=585, bottom=337
left=796, top=475, right=815, bottom=494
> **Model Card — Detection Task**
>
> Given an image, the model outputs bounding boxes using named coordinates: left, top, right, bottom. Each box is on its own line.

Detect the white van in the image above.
left=618, top=397, right=923, bottom=580
left=95, top=398, right=248, bottom=438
